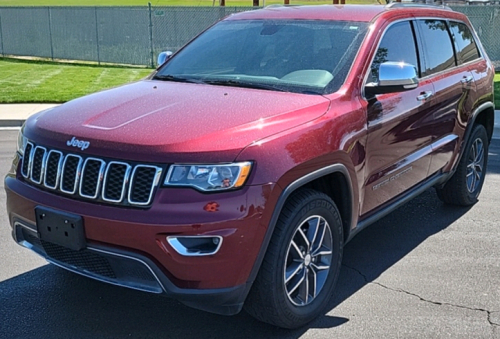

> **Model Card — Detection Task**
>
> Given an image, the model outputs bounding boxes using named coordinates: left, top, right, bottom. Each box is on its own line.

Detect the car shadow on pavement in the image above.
left=0, top=190, right=470, bottom=339
left=1, top=140, right=497, bottom=339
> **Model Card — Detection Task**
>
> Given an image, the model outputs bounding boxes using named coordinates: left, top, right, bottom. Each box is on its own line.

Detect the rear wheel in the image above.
left=244, top=189, right=343, bottom=329
left=436, top=124, right=489, bottom=206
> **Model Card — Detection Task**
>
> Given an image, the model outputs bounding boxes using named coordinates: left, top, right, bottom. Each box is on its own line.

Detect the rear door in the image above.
left=413, top=19, right=476, bottom=174
left=362, top=20, right=435, bottom=215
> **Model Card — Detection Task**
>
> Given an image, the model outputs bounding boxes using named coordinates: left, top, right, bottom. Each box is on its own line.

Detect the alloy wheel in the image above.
left=284, top=215, right=333, bottom=306
left=466, top=138, right=484, bottom=193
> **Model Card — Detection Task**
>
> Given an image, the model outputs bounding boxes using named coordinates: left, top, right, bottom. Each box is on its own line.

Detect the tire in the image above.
left=436, top=124, right=489, bottom=206
left=244, top=189, right=343, bottom=329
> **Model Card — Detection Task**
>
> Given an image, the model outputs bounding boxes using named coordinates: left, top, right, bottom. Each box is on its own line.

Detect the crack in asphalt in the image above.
left=342, top=264, right=500, bottom=327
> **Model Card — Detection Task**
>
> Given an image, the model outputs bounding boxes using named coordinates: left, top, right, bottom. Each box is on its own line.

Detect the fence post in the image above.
left=0, top=11, right=4, bottom=57
left=47, top=7, right=54, bottom=60
left=148, top=2, right=154, bottom=68
left=94, top=7, right=101, bottom=65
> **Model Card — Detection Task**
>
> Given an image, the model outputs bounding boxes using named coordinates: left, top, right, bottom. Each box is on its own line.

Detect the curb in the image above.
left=0, top=120, right=25, bottom=128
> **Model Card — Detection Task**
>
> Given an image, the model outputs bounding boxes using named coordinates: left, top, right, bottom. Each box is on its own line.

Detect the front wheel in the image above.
left=436, top=124, right=489, bottom=206
left=244, top=189, right=343, bottom=329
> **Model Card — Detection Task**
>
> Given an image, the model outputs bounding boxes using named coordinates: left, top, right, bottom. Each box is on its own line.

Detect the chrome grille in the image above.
left=21, top=143, right=162, bottom=207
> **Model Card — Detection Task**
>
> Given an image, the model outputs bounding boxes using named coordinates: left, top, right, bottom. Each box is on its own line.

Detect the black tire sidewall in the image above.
left=271, top=192, right=343, bottom=324
left=461, top=125, right=489, bottom=204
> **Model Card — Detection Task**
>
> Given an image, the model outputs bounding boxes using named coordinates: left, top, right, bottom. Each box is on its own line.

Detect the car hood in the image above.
left=24, top=80, right=330, bottom=163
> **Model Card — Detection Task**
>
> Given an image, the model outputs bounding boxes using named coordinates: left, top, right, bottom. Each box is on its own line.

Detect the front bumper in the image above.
left=5, top=172, right=274, bottom=315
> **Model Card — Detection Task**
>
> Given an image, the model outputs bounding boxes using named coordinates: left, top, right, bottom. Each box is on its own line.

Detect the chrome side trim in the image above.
left=352, top=172, right=446, bottom=242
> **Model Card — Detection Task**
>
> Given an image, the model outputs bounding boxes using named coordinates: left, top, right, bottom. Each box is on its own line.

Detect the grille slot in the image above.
left=129, top=166, right=161, bottom=205
left=20, top=142, right=161, bottom=207
left=30, top=146, right=47, bottom=184
left=103, top=162, right=131, bottom=203
left=21, top=142, right=34, bottom=178
left=61, top=155, right=82, bottom=194
left=80, top=158, right=105, bottom=199
left=44, top=150, right=63, bottom=189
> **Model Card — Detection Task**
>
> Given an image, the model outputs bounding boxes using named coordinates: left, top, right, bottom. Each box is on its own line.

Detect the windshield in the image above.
left=155, top=19, right=368, bottom=95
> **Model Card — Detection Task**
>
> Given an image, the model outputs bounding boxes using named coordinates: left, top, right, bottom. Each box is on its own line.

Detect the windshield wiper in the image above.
left=153, top=74, right=205, bottom=84
left=203, top=79, right=286, bottom=92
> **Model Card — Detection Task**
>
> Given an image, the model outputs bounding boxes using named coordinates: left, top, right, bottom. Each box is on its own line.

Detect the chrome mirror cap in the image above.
left=157, top=51, right=173, bottom=67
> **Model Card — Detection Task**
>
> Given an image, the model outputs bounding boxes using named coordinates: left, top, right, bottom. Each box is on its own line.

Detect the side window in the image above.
left=416, top=20, right=456, bottom=77
left=370, top=21, right=419, bottom=82
left=449, top=21, right=480, bottom=64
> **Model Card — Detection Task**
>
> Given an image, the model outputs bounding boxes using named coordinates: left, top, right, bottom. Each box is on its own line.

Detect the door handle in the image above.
left=460, top=75, right=473, bottom=84
left=417, top=91, right=433, bottom=101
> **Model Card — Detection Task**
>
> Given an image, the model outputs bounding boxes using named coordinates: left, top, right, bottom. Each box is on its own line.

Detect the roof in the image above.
left=226, top=4, right=457, bottom=23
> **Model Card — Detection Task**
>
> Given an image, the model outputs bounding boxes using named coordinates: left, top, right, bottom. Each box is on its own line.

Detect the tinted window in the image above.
left=449, top=21, right=480, bottom=64
left=416, top=20, right=455, bottom=76
left=370, top=21, right=419, bottom=81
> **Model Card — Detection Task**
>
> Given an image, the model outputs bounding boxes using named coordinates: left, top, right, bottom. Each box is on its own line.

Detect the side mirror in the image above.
left=157, top=51, right=173, bottom=67
left=365, top=61, right=419, bottom=98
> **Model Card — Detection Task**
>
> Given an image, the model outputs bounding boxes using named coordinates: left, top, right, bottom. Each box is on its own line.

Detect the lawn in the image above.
left=0, top=0, right=376, bottom=6
left=1, top=58, right=498, bottom=106
left=0, top=58, right=151, bottom=103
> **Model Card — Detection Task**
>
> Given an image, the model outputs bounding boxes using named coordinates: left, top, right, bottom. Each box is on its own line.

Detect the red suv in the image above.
left=4, top=4, right=495, bottom=329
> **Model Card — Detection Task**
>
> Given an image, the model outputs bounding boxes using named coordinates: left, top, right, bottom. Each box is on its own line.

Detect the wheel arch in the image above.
left=452, top=102, right=495, bottom=175
left=243, top=163, right=355, bottom=298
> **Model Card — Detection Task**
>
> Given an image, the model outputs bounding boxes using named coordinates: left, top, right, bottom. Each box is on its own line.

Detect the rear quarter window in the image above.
left=449, top=21, right=480, bottom=64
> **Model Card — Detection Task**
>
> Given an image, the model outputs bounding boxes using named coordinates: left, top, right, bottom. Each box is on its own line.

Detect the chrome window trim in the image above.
left=43, top=150, right=63, bottom=190
left=102, top=161, right=132, bottom=203
left=60, top=154, right=83, bottom=195
left=30, top=146, right=47, bottom=185
left=79, top=157, right=107, bottom=199
left=128, top=165, right=163, bottom=206
left=361, top=17, right=485, bottom=100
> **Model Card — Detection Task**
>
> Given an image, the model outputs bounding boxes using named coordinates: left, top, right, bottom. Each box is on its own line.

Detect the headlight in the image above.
left=164, top=162, right=252, bottom=192
left=16, top=127, right=27, bottom=156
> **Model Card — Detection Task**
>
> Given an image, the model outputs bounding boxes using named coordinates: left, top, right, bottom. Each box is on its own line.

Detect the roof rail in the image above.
left=386, top=2, right=452, bottom=10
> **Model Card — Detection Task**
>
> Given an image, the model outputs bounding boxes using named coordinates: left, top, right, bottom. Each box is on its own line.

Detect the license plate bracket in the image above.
left=35, top=206, right=86, bottom=251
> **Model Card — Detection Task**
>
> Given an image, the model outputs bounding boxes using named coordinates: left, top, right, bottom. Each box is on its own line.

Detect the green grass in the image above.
left=0, top=58, right=152, bottom=103
left=0, top=0, right=377, bottom=6
left=1, top=58, right=498, bottom=105
left=495, top=73, right=500, bottom=109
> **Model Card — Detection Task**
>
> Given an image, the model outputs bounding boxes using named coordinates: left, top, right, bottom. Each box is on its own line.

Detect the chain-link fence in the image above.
left=0, top=5, right=499, bottom=68
left=451, top=5, right=500, bottom=69
left=0, top=6, right=254, bottom=67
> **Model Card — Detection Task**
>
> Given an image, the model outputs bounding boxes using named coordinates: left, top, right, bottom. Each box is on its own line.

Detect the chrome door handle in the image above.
left=461, top=75, right=473, bottom=84
left=417, top=91, right=433, bottom=101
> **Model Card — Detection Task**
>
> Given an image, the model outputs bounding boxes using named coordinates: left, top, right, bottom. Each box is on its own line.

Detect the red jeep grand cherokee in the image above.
left=4, top=4, right=495, bottom=328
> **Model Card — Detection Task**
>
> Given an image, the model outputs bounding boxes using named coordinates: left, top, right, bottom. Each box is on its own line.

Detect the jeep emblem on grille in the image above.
left=66, top=137, right=90, bottom=151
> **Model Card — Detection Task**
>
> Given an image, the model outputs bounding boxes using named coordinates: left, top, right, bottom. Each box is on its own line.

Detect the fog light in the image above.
left=167, top=236, right=223, bottom=256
